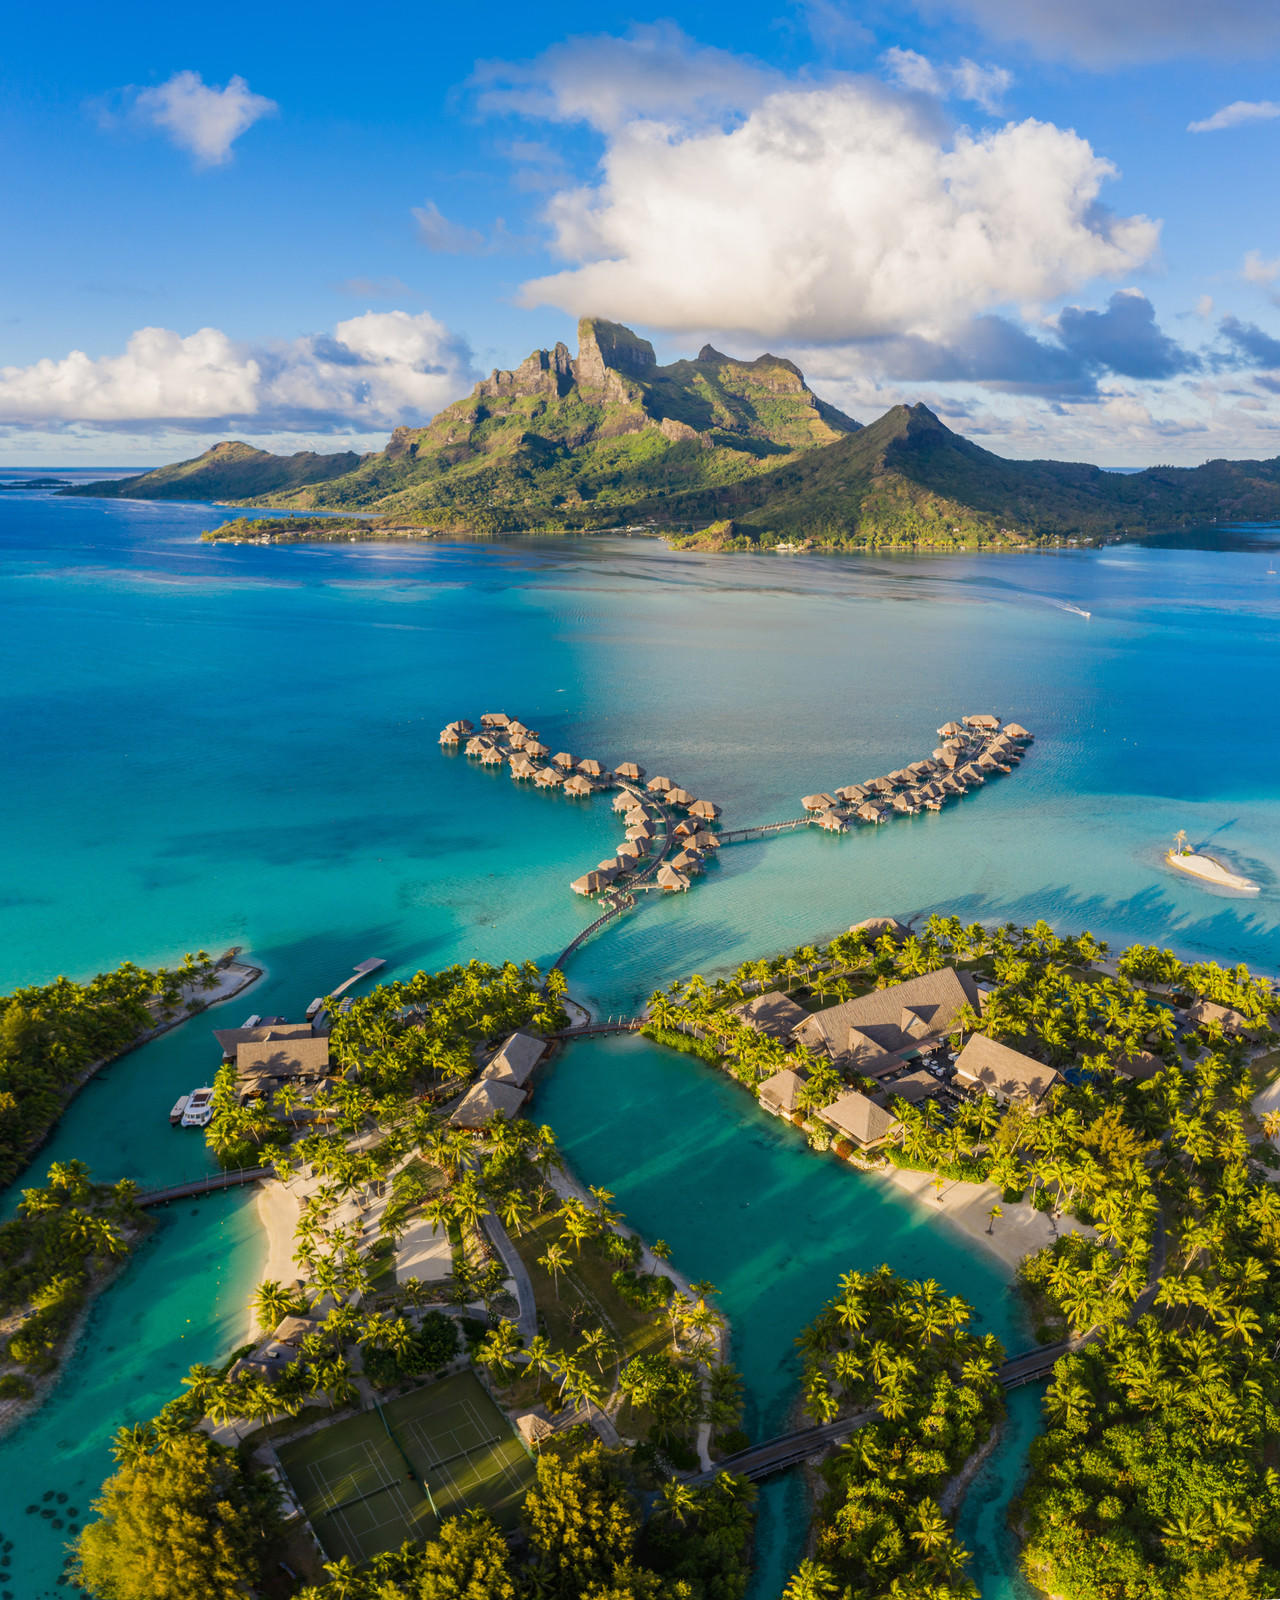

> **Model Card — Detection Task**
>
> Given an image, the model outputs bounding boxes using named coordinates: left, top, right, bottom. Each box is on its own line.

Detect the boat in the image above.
left=1166, top=848, right=1259, bottom=894
left=180, top=1087, right=216, bottom=1127
left=169, top=1094, right=190, bottom=1127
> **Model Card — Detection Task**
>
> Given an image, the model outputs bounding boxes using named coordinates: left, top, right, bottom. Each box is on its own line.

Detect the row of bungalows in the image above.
left=214, top=1022, right=335, bottom=1113
left=449, top=1031, right=549, bottom=1129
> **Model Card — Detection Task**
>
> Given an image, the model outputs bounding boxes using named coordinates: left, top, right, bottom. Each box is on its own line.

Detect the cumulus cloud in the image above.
left=132, top=70, right=276, bottom=166
left=1217, top=315, right=1280, bottom=368
left=472, top=23, right=773, bottom=132
left=519, top=81, right=1159, bottom=343
left=1188, top=99, right=1280, bottom=133
left=881, top=48, right=1011, bottom=112
left=0, top=311, right=476, bottom=433
left=1056, top=290, right=1199, bottom=379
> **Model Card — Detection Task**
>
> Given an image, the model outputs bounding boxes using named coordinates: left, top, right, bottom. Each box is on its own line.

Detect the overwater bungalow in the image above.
left=480, top=712, right=509, bottom=728
left=648, top=775, right=674, bottom=794
left=937, top=720, right=963, bottom=737
left=616, top=762, right=645, bottom=781
left=670, top=850, right=703, bottom=874
left=816, top=809, right=848, bottom=832
left=553, top=751, right=576, bottom=770
left=1003, top=723, right=1033, bottom=741
left=577, top=758, right=606, bottom=778
left=889, top=793, right=916, bottom=814
left=667, top=787, right=696, bottom=808
left=964, top=713, right=1000, bottom=731
left=957, top=764, right=985, bottom=785
left=524, top=740, right=550, bottom=759
left=692, top=830, right=720, bottom=850
left=439, top=719, right=472, bottom=744
left=688, top=799, right=720, bottom=820
left=941, top=775, right=966, bottom=795
left=612, top=792, right=635, bottom=813
left=673, top=818, right=699, bottom=839
left=508, top=731, right=528, bottom=749
left=835, top=784, right=867, bottom=804
left=535, top=766, right=563, bottom=788
left=507, top=720, right=529, bottom=737
left=572, top=870, right=612, bottom=895
left=480, top=746, right=505, bottom=766
left=626, top=824, right=654, bottom=844
left=802, top=792, right=837, bottom=813
left=616, top=840, right=642, bottom=865
left=509, top=755, right=537, bottom=780
left=856, top=802, right=888, bottom=824
left=562, top=774, right=593, bottom=796
left=657, top=865, right=691, bottom=892
left=465, top=735, right=492, bottom=757
left=597, top=857, right=623, bottom=874
left=867, top=777, right=896, bottom=795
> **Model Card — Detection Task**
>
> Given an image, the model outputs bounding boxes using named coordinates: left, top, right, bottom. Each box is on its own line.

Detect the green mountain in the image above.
left=67, top=441, right=364, bottom=502
left=653, top=402, right=1280, bottom=549
left=245, top=318, right=860, bottom=529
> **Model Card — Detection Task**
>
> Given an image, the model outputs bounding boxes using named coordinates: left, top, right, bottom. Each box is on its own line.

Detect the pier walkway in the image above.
left=718, top=817, right=813, bottom=843
left=136, top=1166, right=273, bottom=1208
left=551, top=785, right=676, bottom=970
left=552, top=1019, right=644, bottom=1039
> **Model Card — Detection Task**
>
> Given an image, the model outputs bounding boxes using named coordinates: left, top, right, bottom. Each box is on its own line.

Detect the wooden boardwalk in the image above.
left=718, top=817, right=812, bottom=843
left=551, top=785, right=677, bottom=970
left=136, top=1166, right=273, bottom=1208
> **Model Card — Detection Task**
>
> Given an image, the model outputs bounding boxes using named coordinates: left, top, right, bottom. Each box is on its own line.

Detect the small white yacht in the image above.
left=180, top=1087, right=216, bottom=1128
left=169, top=1094, right=190, bottom=1127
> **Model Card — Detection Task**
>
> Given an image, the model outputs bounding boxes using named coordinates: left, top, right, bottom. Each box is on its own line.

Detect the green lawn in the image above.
left=275, top=1369, right=533, bottom=1565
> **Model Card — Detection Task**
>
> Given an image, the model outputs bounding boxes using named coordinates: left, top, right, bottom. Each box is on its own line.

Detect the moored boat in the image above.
left=169, top=1094, right=190, bottom=1126
left=180, top=1087, right=216, bottom=1127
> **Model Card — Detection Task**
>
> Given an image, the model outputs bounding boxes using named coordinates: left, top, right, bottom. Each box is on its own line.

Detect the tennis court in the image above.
left=276, top=1370, right=535, bottom=1564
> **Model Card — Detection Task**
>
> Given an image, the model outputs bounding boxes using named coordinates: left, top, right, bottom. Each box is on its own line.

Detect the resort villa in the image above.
left=758, top=1066, right=806, bottom=1118
left=818, top=1089, right=902, bottom=1151
left=790, top=967, right=983, bottom=1074
left=729, top=990, right=809, bottom=1041
left=952, top=1034, right=1063, bottom=1110
left=450, top=1029, right=550, bottom=1127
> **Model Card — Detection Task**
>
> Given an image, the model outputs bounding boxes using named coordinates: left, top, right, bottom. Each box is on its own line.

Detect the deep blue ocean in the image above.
left=1, top=480, right=1277, bottom=1597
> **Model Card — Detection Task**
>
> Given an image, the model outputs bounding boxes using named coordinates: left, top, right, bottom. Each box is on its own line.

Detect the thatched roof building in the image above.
left=856, top=802, right=887, bottom=824
left=692, top=830, right=720, bottom=850
left=884, top=1069, right=942, bottom=1105
left=793, top=967, right=980, bottom=1066
left=670, top=850, right=703, bottom=874
left=524, top=740, right=549, bottom=759
left=577, top=758, right=606, bottom=777
left=535, top=766, right=563, bottom=788
left=572, top=871, right=608, bottom=895
left=849, top=916, right=911, bottom=942
left=1187, top=999, right=1254, bottom=1036
left=507, top=720, right=529, bottom=737
left=689, top=799, right=720, bottom=820
left=802, top=793, right=837, bottom=813
left=215, top=1021, right=314, bottom=1062
left=553, top=751, right=576, bottom=769
left=673, top=819, right=698, bottom=838
left=657, top=866, right=690, bottom=892
left=817, top=809, right=848, bottom=832
left=613, top=792, right=635, bottom=813
left=835, top=784, right=868, bottom=804
left=449, top=1078, right=528, bottom=1128
left=819, top=1090, right=901, bottom=1150
left=616, top=841, right=642, bottom=863
left=667, top=787, right=695, bottom=808
left=759, top=1067, right=805, bottom=1117
left=1003, top=723, right=1032, bottom=741
left=480, top=745, right=505, bottom=766
left=1113, top=1050, right=1165, bottom=1081
left=964, top=713, right=1000, bottom=730
left=615, top=762, right=645, bottom=781
left=597, top=857, right=624, bottom=874
left=563, top=775, right=593, bottom=796
left=729, top=991, right=808, bottom=1041
left=647, top=775, right=674, bottom=793
left=953, top=1034, right=1062, bottom=1109
left=481, top=712, right=509, bottom=728
left=937, top=721, right=963, bottom=737
left=480, top=1031, right=547, bottom=1089
left=509, top=755, right=536, bottom=779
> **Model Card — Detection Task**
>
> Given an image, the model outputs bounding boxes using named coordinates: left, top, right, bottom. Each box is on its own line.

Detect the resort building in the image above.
left=1113, top=1050, right=1165, bottom=1081
left=449, top=1078, right=529, bottom=1128
left=214, top=1021, right=315, bottom=1062
left=1186, top=999, right=1255, bottom=1037
left=480, top=1031, right=547, bottom=1090
left=729, top=990, right=809, bottom=1041
left=882, top=1069, right=942, bottom=1105
left=791, top=967, right=981, bottom=1069
left=230, top=1313, right=323, bottom=1382
left=818, top=1090, right=901, bottom=1150
left=235, top=1036, right=331, bottom=1101
left=952, top=1034, right=1063, bottom=1110
left=759, top=1067, right=805, bottom=1118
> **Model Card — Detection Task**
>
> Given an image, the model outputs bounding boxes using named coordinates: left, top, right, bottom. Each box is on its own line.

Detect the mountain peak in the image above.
left=574, top=318, right=657, bottom=388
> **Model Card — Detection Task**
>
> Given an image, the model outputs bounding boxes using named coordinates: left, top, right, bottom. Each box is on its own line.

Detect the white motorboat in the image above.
left=180, top=1087, right=216, bottom=1128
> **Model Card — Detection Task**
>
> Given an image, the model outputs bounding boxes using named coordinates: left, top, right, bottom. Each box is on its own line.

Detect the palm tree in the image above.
left=659, top=1479, right=698, bottom=1526
left=539, top=1242, right=570, bottom=1299
left=986, top=1204, right=1003, bottom=1235
left=910, top=1499, right=952, bottom=1557
left=579, top=1325, right=614, bottom=1373
left=252, top=1279, right=304, bottom=1332
left=782, top=1560, right=838, bottom=1600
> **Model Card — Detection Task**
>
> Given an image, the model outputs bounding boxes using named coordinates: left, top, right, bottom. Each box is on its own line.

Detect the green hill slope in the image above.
left=650, top=403, right=1280, bottom=548
left=67, top=441, right=364, bottom=502
left=248, top=318, right=860, bottom=529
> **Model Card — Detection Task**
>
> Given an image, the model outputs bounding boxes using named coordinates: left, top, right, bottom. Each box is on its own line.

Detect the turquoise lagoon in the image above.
left=1, top=485, right=1278, bottom=1596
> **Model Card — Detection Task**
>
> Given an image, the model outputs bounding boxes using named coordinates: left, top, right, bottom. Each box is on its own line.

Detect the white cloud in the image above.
left=131, top=71, right=277, bottom=167
left=0, top=311, right=476, bottom=432
left=473, top=23, right=773, bottom=132
left=1188, top=99, right=1280, bottom=133
left=918, top=0, right=1280, bottom=67
left=519, top=81, right=1159, bottom=343
left=1195, top=294, right=1215, bottom=318
left=881, top=48, right=1012, bottom=112
left=412, top=200, right=486, bottom=254
left=1243, top=250, right=1280, bottom=286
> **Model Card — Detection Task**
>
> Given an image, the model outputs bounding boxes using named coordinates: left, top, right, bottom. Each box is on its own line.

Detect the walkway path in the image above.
left=482, top=1212, right=537, bottom=1344
left=552, top=785, right=677, bottom=970
left=136, top=1165, right=272, bottom=1207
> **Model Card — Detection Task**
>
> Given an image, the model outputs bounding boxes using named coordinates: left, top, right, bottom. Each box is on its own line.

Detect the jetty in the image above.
left=136, top=1166, right=272, bottom=1208
left=307, top=957, right=386, bottom=1018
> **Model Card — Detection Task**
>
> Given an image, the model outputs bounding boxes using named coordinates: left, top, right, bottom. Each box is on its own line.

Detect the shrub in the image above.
left=612, top=1269, right=672, bottom=1310
left=832, top=1139, right=854, bottom=1160
left=0, top=1372, right=33, bottom=1399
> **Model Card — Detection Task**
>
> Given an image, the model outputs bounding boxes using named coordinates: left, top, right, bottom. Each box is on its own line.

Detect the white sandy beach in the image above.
left=880, top=1165, right=1094, bottom=1272
left=251, top=1179, right=303, bottom=1337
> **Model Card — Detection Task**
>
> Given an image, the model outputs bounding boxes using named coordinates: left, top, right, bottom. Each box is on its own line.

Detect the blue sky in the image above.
left=4, top=0, right=1280, bottom=465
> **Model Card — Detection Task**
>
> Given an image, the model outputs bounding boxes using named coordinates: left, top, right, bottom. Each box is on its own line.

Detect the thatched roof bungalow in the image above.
left=616, top=840, right=642, bottom=863
left=759, top=1067, right=805, bottom=1117
left=890, top=794, right=916, bottom=814
left=802, top=793, right=837, bottom=813
left=524, top=740, right=549, bottom=759
left=509, top=755, right=536, bottom=780
left=481, top=1031, right=547, bottom=1089
left=507, top=731, right=527, bottom=749
left=835, top=784, right=867, bottom=804
left=670, top=850, right=703, bottom=873
left=577, top=758, right=606, bottom=777
left=884, top=1069, right=942, bottom=1105
left=449, top=1079, right=528, bottom=1129
left=850, top=916, right=911, bottom=942
left=793, top=966, right=980, bottom=1067
left=964, top=713, right=1000, bottom=730
left=856, top=802, right=888, bottom=824
left=1003, top=723, right=1033, bottom=741
left=817, top=809, right=848, bottom=832
left=553, top=751, right=576, bottom=770
left=612, top=792, right=635, bottom=813
left=692, top=830, right=720, bottom=850
left=953, top=1034, right=1062, bottom=1110
left=667, top=787, right=695, bottom=808
left=673, top=819, right=698, bottom=839
left=480, top=746, right=506, bottom=766
left=657, top=866, right=691, bottom=892
left=571, top=871, right=608, bottom=895
left=819, top=1091, right=901, bottom=1151
left=1114, top=1050, right=1165, bottom=1082
left=1187, top=999, right=1255, bottom=1036
left=616, top=762, right=645, bottom=781
left=937, top=721, right=963, bottom=737
left=535, top=766, right=563, bottom=788
left=480, top=712, right=510, bottom=728
left=563, top=775, right=593, bottom=797
left=689, top=799, right=720, bottom=820
left=507, top=720, right=529, bottom=737
left=867, top=777, right=896, bottom=795
left=647, top=775, right=674, bottom=793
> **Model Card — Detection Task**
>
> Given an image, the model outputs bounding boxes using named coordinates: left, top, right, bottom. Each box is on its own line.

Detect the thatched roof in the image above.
left=612, top=792, right=635, bottom=812
left=835, top=784, right=867, bottom=803
left=802, top=793, right=836, bottom=812
left=759, top=1067, right=805, bottom=1116
left=481, top=711, right=509, bottom=728
left=867, top=777, right=896, bottom=794
left=1113, top=1050, right=1165, bottom=1081
left=856, top=802, right=887, bottom=822
left=670, top=850, right=703, bottom=873
left=937, top=721, right=963, bottom=736
left=689, top=799, right=720, bottom=820
left=481, top=1031, right=547, bottom=1087
left=577, top=758, right=605, bottom=777
left=439, top=727, right=462, bottom=744
left=572, top=872, right=606, bottom=895
left=449, top=1079, right=528, bottom=1128
left=692, top=831, right=720, bottom=850
left=524, top=740, right=549, bottom=759
left=819, top=1090, right=901, bottom=1149
left=597, top=857, right=624, bottom=874
left=509, top=755, right=536, bottom=778
left=1003, top=723, right=1032, bottom=740
left=817, top=809, right=848, bottom=832
left=507, top=731, right=527, bottom=749
left=480, top=746, right=505, bottom=765
left=563, top=775, right=593, bottom=796
left=535, top=766, right=563, bottom=787
left=647, top=775, right=674, bottom=792
left=957, top=765, right=985, bottom=784
left=850, top=915, right=911, bottom=942
left=553, top=751, right=575, bottom=769
left=507, top=720, right=528, bottom=736
left=884, top=1069, right=941, bottom=1105
left=964, top=713, right=999, bottom=730
left=236, top=1036, right=331, bottom=1082
left=730, top=991, right=808, bottom=1041
left=667, top=787, right=695, bottom=807
left=464, top=736, right=492, bottom=756
left=793, top=967, right=980, bottom=1064
left=616, top=762, right=645, bottom=781
left=1187, top=999, right=1253, bottom=1034
left=673, top=819, right=698, bottom=838
left=657, top=866, right=691, bottom=892
left=616, top=840, right=642, bottom=861
left=953, top=1034, right=1062, bottom=1108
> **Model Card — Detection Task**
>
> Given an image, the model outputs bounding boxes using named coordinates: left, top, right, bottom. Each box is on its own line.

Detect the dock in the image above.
left=307, top=957, right=386, bottom=1016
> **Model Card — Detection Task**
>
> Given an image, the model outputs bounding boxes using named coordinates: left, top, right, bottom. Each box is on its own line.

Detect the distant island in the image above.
left=66, top=317, right=1280, bottom=550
